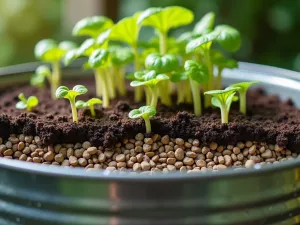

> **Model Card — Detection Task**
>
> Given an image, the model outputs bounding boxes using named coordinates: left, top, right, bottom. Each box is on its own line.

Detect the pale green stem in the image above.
left=220, top=105, right=229, bottom=124
left=185, top=80, right=193, bottom=103
left=240, top=92, right=246, bottom=115
left=27, top=106, right=32, bottom=112
left=116, top=66, right=126, bottom=96
left=145, top=87, right=151, bottom=105
left=70, top=98, right=78, bottom=122
left=204, top=50, right=213, bottom=108
left=51, top=61, right=60, bottom=100
left=89, top=105, right=95, bottom=117
left=133, top=45, right=143, bottom=102
left=189, top=77, right=202, bottom=116
left=177, top=82, right=185, bottom=104
left=150, top=87, right=158, bottom=108
left=216, top=67, right=223, bottom=89
left=159, top=80, right=172, bottom=106
left=158, top=30, right=167, bottom=54
left=95, top=70, right=103, bottom=97
left=142, top=115, right=152, bottom=133
left=107, top=70, right=116, bottom=99
left=95, top=68, right=110, bottom=108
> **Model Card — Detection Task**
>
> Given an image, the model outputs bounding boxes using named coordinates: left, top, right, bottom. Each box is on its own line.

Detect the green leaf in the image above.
left=145, top=53, right=179, bottom=73
left=229, top=81, right=259, bottom=94
left=64, top=49, right=79, bottom=66
left=18, top=93, right=27, bottom=103
left=170, top=71, right=188, bottom=82
left=215, top=25, right=241, bottom=52
left=75, top=100, right=87, bottom=108
left=30, top=73, right=45, bottom=87
left=184, top=60, right=209, bottom=84
left=73, top=85, right=88, bottom=95
left=36, top=65, right=51, bottom=77
left=87, top=98, right=102, bottom=106
left=77, top=38, right=97, bottom=56
left=16, top=101, right=27, bottom=110
left=56, top=86, right=70, bottom=98
left=177, top=31, right=200, bottom=43
left=138, top=6, right=194, bottom=33
left=58, top=41, right=77, bottom=51
left=110, top=46, right=134, bottom=66
left=27, top=96, right=39, bottom=108
left=131, top=70, right=169, bottom=88
left=185, top=31, right=219, bottom=54
left=194, top=12, right=215, bottom=35
left=34, top=39, right=57, bottom=60
left=129, top=106, right=156, bottom=119
left=205, top=87, right=240, bottom=106
left=211, top=50, right=238, bottom=69
left=96, top=29, right=111, bottom=47
left=109, top=13, right=140, bottom=46
left=88, top=49, right=110, bottom=68
left=72, top=16, right=114, bottom=38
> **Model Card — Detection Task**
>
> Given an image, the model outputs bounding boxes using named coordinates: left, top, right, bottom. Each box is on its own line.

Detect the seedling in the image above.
left=72, top=16, right=113, bottom=39
left=193, top=12, right=215, bottom=35
left=75, top=98, right=102, bottom=117
left=16, top=93, right=39, bottom=112
left=228, top=81, right=259, bottom=115
left=34, top=39, right=77, bottom=99
left=204, top=87, right=240, bottom=123
left=30, top=65, right=51, bottom=88
left=184, top=60, right=209, bottom=116
left=129, top=106, right=156, bottom=133
left=138, top=6, right=194, bottom=54
left=130, top=70, right=169, bottom=108
left=56, top=85, right=88, bottom=122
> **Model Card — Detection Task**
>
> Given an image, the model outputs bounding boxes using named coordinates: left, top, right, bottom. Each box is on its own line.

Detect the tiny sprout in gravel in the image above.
left=129, top=106, right=156, bottom=133
left=16, top=93, right=39, bottom=112
left=76, top=98, right=102, bottom=117
left=56, top=85, right=88, bottom=122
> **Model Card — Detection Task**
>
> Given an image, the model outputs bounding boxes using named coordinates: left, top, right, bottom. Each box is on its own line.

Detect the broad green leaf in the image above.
left=58, top=41, right=77, bottom=51
left=77, top=38, right=97, bottom=56
left=211, top=50, right=238, bottom=69
left=215, top=25, right=241, bottom=52
left=128, top=109, right=143, bottom=119
left=194, top=12, right=215, bottom=35
left=88, top=49, right=110, bottom=68
left=56, top=86, right=69, bottom=98
left=87, top=98, right=102, bottom=105
left=130, top=71, right=169, bottom=88
left=75, top=100, right=87, bottom=108
left=109, top=13, right=140, bottom=46
left=34, top=39, right=57, bottom=60
left=73, top=85, right=88, bottom=95
left=72, top=16, right=114, bottom=38
left=27, top=96, right=39, bottom=108
left=145, top=53, right=179, bottom=73
left=110, top=46, right=134, bottom=66
left=170, top=71, right=188, bottom=82
left=64, top=49, right=79, bottom=66
left=96, top=29, right=111, bottom=47
left=177, top=31, right=200, bottom=43
left=16, top=101, right=27, bottom=109
left=184, top=60, right=209, bottom=84
left=229, top=81, right=259, bottom=93
left=205, top=87, right=240, bottom=103
left=185, top=31, right=219, bottom=54
left=129, top=106, right=156, bottom=119
left=138, top=6, right=194, bottom=34
left=36, top=65, right=51, bottom=76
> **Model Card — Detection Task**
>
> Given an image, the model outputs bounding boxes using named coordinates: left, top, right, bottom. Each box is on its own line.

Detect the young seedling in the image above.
left=16, top=93, right=39, bottom=112
left=193, top=12, right=215, bottom=35
left=30, top=65, right=51, bottom=88
left=184, top=60, right=209, bottom=116
left=228, top=81, right=259, bottom=115
left=55, top=85, right=88, bottom=122
left=75, top=98, right=102, bottom=117
left=204, top=87, right=240, bottom=123
left=34, top=39, right=77, bottom=99
left=72, top=16, right=114, bottom=39
left=138, top=6, right=194, bottom=54
left=129, top=106, right=156, bottom=133
left=130, top=70, right=169, bottom=108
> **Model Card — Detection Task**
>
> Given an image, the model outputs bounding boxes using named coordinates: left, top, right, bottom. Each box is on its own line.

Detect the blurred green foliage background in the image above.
left=0, top=0, right=300, bottom=71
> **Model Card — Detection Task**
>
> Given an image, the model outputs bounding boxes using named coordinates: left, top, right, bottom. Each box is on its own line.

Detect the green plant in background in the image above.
left=228, top=81, right=259, bottom=115
left=30, top=65, right=51, bottom=88
left=76, top=98, right=102, bottom=117
left=129, top=106, right=156, bottom=133
left=130, top=70, right=169, bottom=108
left=56, top=85, right=88, bottom=122
left=138, top=6, right=194, bottom=54
left=34, top=39, right=77, bottom=99
left=204, top=87, right=240, bottom=123
left=16, top=93, right=39, bottom=112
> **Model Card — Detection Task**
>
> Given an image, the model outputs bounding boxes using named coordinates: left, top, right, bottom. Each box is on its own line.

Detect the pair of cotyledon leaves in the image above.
left=16, top=93, right=39, bottom=111
left=129, top=106, right=156, bottom=119
left=56, top=85, right=88, bottom=100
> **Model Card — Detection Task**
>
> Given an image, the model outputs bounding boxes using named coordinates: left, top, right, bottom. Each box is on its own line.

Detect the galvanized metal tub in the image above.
left=1, top=62, right=300, bottom=225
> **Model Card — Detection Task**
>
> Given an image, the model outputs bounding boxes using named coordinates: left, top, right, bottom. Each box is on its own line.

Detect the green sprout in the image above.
left=75, top=98, right=102, bottom=117
left=56, top=85, right=88, bottom=122
left=30, top=65, right=51, bottom=88
left=130, top=70, right=169, bottom=108
left=34, top=39, right=77, bottom=99
left=228, top=81, right=259, bottom=115
left=129, top=106, right=156, bottom=133
left=204, top=87, right=240, bottom=124
left=138, top=6, right=194, bottom=54
left=72, top=16, right=113, bottom=39
left=16, top=93, right=39, bottom=112
left=193, top=12, right=215, bottom=35
left=184, top=60, right=209, bottom=116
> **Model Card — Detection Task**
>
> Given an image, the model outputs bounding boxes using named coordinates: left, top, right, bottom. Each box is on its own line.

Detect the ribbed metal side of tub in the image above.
left=1, top=62, right=300, bottom=225
left=1, top=163, right=300, bottom=225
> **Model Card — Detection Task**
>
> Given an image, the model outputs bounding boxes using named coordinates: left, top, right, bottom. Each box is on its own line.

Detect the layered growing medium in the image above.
left=0, top=6, right=299, bottom=172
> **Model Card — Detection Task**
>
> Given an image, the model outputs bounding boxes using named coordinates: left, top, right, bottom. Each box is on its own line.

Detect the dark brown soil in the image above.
left=0, top=78, right=299, bottom=151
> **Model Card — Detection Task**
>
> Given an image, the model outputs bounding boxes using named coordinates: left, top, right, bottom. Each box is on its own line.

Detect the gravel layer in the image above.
left=0, top=133, right=299, bottom=174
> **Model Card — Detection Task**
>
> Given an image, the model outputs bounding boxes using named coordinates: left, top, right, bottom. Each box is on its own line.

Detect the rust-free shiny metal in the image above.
left=1, top=62, right=300, bottom=225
